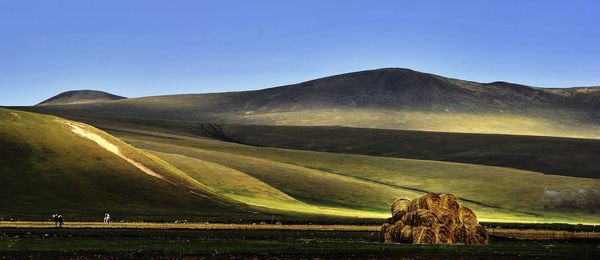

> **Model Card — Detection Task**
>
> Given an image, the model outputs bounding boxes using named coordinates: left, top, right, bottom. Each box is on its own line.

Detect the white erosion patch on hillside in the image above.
left=64, top=121, right=166, bottom=180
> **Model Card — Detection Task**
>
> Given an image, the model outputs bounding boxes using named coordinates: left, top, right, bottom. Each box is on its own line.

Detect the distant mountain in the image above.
left=21, top=68, right=600, bottom=138
left=37, top=90, right=126, bottom=106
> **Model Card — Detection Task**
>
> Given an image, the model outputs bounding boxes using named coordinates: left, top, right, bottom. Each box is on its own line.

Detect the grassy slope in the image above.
left=218, top=124, right=600, bottom=179
left=108, top=127, right=600, bottom=224
left=4, top=109, right=598, bottom=223
left=0, top=108, right=250, bottom=219
left=0, top=108, right=391, bottom=220
left=151, top=151, right=391, bottom=218
left=234, top=108, right=600, bottom=139
left=30, top=115, right=600, bottom=179
left=15, top=101, right=600, bottom=140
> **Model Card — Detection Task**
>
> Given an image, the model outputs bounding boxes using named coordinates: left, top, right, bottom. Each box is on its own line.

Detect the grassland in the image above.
left=3, top=108, right=599, bottom=225
left=97, top=123, right=600, bottom=224
left=29, top=115, right=600, bottom=179
left=235, top=108, right=600, bottom=139
left=0, top=108, right=256, bottom=220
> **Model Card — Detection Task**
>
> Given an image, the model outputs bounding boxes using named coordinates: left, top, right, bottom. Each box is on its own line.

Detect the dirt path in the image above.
left=64, top=121, right=166, bottom=180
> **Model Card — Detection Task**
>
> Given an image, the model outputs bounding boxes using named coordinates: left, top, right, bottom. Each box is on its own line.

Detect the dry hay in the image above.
left=383, top=223, right=396, bottom=243
left=380, top=223, right=391, bottom=242
left=452, top=223, right=469, bottom=244
left=408, top=192, right=442, bottom=211
left=434, top=224, right=453, bottom=244
left=440, top=193, right=460, bottom=214
left=391, top=198, right=411, bottom=222
left=472, top=224, right=489, bottom=244
left=385, top=217, right=393, bottom=224
left=390, top=222, right=406, bottom=242
left=435, top=208, right=457, bottom=229
left=391, top=197, right=411, bottom=214
left=458, top=206, right=478, bottom=228
left=380, top=193, right=487, bottom=245
left=399, top=225, right=413, bottom=243
left=401, top=209, right=438, bottom=227
left=412, top=226, right=436, bottom=244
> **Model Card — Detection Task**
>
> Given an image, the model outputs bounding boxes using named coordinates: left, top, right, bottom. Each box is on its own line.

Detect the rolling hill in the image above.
left=53, top=117, right=598, bottom=179
left=98, top=122, right=600, bottom=224
left=2, top=108, right=599, bottom=224
left=0, top=108, right=247, bottom=219
left=37, top=90, right=126, bottom=106
left=0, top=108, right=401, bottom=221
left=23, top=68, right=600, bottom=138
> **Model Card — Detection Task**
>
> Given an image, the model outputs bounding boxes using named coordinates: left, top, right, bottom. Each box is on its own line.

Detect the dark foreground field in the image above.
left=1, top=227, right=599, bottom=259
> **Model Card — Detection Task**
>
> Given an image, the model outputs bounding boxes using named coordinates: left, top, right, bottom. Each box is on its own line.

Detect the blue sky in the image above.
left=1, top=0, right=598, bottom=106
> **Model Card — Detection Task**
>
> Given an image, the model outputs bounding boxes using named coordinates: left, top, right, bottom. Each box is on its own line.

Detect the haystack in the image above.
left=381, top=192, right=488, bottom=245
left=401, top=209, right=438, bottom=227
left=412, top=226, right=436, bottom=244
left=434, top=224, right=453, bottom=244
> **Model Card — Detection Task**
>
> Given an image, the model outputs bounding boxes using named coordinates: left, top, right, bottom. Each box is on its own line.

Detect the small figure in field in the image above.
left=104, top=213, right=111, bottom=224
left=52, top=214, right=64, bottom=228
left=52, top=214, right=59, bottom=227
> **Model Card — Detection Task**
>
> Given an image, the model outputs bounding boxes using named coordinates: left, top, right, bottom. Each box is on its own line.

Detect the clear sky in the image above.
left=1, top=0, right=599, bottom=106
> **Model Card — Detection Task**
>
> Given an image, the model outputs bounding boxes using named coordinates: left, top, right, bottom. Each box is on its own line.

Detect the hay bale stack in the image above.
left=408, top=192, right=441, bottom=211
left=434, top=224, right=453, bottom=244
left=440, top=193, right=460, bottom=214
left=391, top=197, right=411, bottom=222
left=399, top=225, right=413, bottom=243
left=381, top=192, right=488, bottom=245
left=380, top=223, right=391, bottom=242
left=412, top=226, right=436, bottom=244
left=401, top=209, right=438, bottom=227
left=458, top=206, right=478, bottom=228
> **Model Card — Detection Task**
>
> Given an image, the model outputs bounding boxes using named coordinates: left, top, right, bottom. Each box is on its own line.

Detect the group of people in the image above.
left=51, top=213, right=112, bottom=227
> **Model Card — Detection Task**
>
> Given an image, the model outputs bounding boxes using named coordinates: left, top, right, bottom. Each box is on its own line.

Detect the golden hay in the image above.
left=400, top=225, right=413, bottom=243
left=434, top=224, right=453, bottom=244
left=458, top=206, right=478, bottom=227
left=472, top=224, right=489, bottom=244
left=401, top=209, right=438, bottom=227
left=392, top=210, right=405, bottom=223
left=435, top=208, right=458, bottom=229
left=380, top=223, right=391, bottom=242
left=412, top=226, right=436, bottom=244
left=391, top=222, right=406, bottom=242
left=385, top=217, right=394, bottom=224
left=440, top=193, right=460, bottom=214
left=383, top=223, right=396, bottom=243
left=452, top=223, right=469, bottom=244
left=408, top=192, right=442, bottom=211
left=382, top=193, right=485, bottom=245
left=391, top=197, right=411, bottom=215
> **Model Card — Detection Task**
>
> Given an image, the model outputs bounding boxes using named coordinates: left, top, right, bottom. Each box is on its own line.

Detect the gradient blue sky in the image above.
left=1, top=0, right=599, bottom=106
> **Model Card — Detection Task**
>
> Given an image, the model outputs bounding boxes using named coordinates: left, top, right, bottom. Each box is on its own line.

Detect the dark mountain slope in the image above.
left=37, top=90, right=126, bottom=106
left=18, top=68, right=600, bottom=138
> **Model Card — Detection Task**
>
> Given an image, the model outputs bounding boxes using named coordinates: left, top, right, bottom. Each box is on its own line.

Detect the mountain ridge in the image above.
left=18, top=67, right=600, bottom=139
left=37, top=90, right=126, bottom=106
